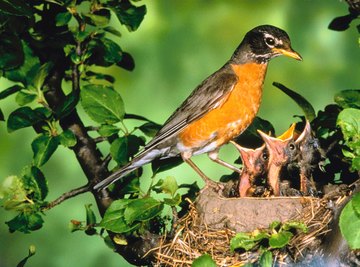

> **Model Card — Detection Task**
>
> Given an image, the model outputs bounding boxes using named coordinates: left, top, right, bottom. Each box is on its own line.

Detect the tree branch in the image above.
left=44, top=184, right=91, bottom=210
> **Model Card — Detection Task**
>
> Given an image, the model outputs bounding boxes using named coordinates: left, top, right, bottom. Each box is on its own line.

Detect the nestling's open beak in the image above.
left=273, top=47, right=302, bottom=61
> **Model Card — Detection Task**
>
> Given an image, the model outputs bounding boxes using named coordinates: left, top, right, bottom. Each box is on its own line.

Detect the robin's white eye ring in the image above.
left=265, top=37, right=275, bottom=46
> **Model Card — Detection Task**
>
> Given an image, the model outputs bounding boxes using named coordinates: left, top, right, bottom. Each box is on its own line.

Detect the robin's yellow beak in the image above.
left=273, top=47, right=302, bottom=61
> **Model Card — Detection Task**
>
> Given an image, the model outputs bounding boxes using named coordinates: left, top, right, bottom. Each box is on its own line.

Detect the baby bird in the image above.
left=258, top=124, right=297, bottom=196
left=231, top=141, right=268, bottom=197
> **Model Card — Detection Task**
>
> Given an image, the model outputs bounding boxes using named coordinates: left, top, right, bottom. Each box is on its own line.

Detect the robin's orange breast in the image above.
left=178, top=63, right=268, bottom=151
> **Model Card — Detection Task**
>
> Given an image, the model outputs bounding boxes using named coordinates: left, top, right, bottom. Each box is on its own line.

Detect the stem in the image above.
left=44, top=184, right=91, bottom=210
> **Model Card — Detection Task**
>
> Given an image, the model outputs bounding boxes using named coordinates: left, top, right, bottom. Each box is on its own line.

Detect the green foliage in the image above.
left=81, top=85, right=125, bottom=124
left=339, top=192, right=360, bottom=249
left=0, top=0, right=359, bottom=265
left=337, top=108, right=360, bottom=171
left=32, top=134, right=60, bottom=167
left=0, top=165, right=48, bottom=233
left=191, top=254, right=217, bottom=267
left=230, top=221, right=307, bottom=266
left=7, top=107, right=51, bottom=133
left=259, top=250, right=272, bottom=267
left=273, top=82, right=316, bottom=121
left=335, top=90, right=360, bottom=109
left=99, top=175, right=181, bottom=235
left=0, top=0, right=148, bottom=236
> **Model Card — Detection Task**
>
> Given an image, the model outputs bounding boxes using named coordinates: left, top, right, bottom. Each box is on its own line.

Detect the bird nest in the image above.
left=149, top=184, right=352, bottom=266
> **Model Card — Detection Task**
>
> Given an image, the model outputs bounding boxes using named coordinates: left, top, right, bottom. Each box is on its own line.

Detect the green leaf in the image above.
left=32, top=134, right=59, bottom=167
left=110, top=136, right=128, bottom=165
left=21, top=165, right=48, bottom=201
left=84, top=71, right=115, bottom=84
left=352, top=157, right=360, bottom=172
left=55, top=11, right=72, bottom=27
left=99, top=199, right=140, bottom=233
left=102, top=38, right=123, bottom=64
left=6, top=212, right=44, bottom=233
left=0, top=0, right=32, bottom=17
left=273, top=82, right=316, bottom=121
left=4, top=41, right=40, bottom=86
left=192, top=254, right=217, bottom=267
left=259, top=251, right=273, bottom=267
left=352, top=193, right=360, bottom=216
left=163, top=193, right=181, bottom=206
left=110, top=135, right=144, bottom=165
left=123, top=197, right=164, bottom=224
left=340, top=196, right=360, bottom=249
left=151, top=157, right=183, bottom=175
left=334, top=90, right=360, bottom=109
left=0, top=85, right=23, bottom=100
left=109, top=0, right=147, bottom=32
left=269, top=221, right=281, bottom=230
left=33, top=62, right=53, bottom=91
left=82, top=9, right=110, bottom=26
left=98, top=124, right=119, bottom=137
left=124, top=113, right=156, bottom=122
left=0, top=33, right=24, bottom=70
left=85, top=204, right=96, bottom=225
left=0, top=175, right=28, bottom=211
left=160, top=176, right=178, bottom=197
left=269, top=231, right=293, bottom=248
left=87, top=37, right=123, bottom=67
left=17, top=245, right=36, bottom=267
left=337, top=108, right=360, bottom=170
left=230, top=232, right=257, bottom=252
left=7, top=107, right=48, bottom=132
left=104, top=26, right=122, bottom=37
left=116, top=51, right=135, bottom=71
left=139, top=121, right=161, bottom=137
left=55, top=91, right=79, bottom=119
left=127, top=135, right=145, bottom=157
left=58, top=129, right=77, bottom=147
left=337, top=108, right=360, bottom=142
left=282, top=221, right=308, bottom=233
left=81, top=84, right=125, bottom=124
left=103, top=235, right=116, bottom=250
left=15, top=90, right=37, bottom=106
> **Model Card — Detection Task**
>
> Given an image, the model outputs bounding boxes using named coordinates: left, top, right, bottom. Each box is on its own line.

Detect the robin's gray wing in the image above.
left=139, top=64, right=238, bottom=155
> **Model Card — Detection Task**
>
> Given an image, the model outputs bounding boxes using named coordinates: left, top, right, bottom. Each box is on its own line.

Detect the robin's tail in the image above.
left=93, top=148, right=162, bottom=191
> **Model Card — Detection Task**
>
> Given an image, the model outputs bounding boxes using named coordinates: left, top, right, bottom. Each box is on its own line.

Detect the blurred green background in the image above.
left=0, top=1, right=358, bottom=266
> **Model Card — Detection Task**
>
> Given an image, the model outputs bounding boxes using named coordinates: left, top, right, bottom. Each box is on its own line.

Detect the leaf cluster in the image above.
left=99, top=176, right=183, bottom=235
left=0, top=0, right=147, bottom=234
left=230, top=221, right=307, bottom=266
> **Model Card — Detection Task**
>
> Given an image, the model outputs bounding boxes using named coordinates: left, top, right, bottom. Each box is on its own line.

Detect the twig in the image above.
left=44, top=184, right=91, bottom=210
left=94, top=136, right=108, bottom=143
left=101, top=154, right=112, bottom=171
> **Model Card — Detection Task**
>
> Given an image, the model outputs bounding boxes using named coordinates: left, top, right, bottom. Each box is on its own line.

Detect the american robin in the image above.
left=94, top=25, right=302, bottom=191
left=231, top=142, right=268, bottom=197
left=289, top=121, right=324, bottom=195
left=258, top=123, right=297, bottom=196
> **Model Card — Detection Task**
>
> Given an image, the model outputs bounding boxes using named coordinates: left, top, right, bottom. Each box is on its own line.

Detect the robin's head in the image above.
left=232, top=25, right=302, bottom=64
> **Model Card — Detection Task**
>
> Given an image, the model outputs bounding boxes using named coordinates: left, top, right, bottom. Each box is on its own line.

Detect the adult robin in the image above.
left=94, top=25, right=302, bottom=191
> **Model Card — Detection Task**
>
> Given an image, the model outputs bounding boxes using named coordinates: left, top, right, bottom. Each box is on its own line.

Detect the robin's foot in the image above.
left=200, top=178, right=225, bottom=195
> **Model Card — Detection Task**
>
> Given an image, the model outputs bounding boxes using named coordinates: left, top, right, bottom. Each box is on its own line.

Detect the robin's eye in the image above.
left=261, top=152, right=268, bottom=161
left=289, top=143, right=296, bottom=150
left=265, top=37, right=275, bottom=46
